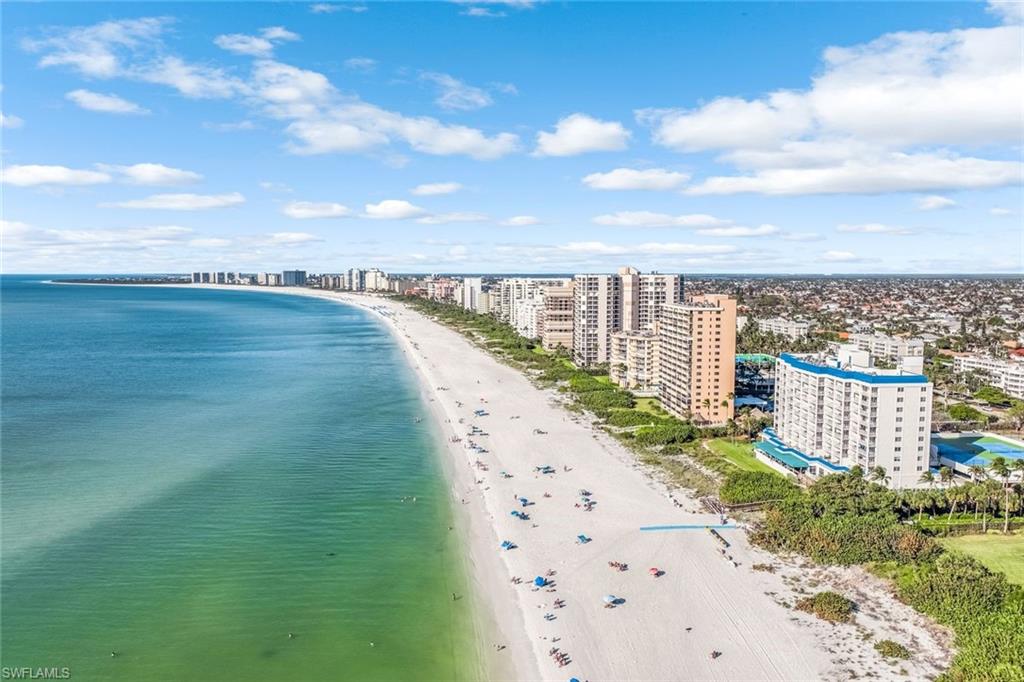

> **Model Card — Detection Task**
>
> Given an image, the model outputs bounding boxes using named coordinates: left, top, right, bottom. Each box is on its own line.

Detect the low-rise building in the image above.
left=756, top=317, right=813, bottom=340
left=849, top=332, right=925, bottom=361
left=953, top=354, right=1024, bottom=399
left=610, top=330, right=660, bottom=392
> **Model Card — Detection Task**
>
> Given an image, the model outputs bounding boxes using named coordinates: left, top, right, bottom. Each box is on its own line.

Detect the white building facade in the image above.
left=953, top=354, right=1024, bottom=399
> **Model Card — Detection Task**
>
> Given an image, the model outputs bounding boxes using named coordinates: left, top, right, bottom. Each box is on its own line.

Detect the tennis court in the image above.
left=934, top=433, right=1024, bottom=467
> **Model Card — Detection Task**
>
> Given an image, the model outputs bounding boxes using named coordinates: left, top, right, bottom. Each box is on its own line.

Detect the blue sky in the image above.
left=2, top=1, right=1022, bottom=274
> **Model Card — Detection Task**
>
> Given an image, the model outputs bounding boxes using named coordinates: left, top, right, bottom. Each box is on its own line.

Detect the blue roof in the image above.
left=779, top=353, right=928, bottom=385
left=755, top=440, right=809, bottom=470
left=761, top=428, right=849, bottom=473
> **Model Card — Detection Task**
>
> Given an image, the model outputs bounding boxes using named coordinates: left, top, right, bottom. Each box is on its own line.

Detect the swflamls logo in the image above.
left=1, top=668, right=71, bottom=680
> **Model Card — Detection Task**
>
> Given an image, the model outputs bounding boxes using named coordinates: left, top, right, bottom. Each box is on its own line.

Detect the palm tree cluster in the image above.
left=910, top=457, right=1024, bottom=533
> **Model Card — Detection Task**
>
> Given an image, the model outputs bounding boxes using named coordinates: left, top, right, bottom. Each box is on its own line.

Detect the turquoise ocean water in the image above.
left=1, top=277, right=478, bottom=681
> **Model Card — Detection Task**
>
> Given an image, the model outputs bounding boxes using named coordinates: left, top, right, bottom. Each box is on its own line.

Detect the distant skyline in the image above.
left=2, top=1, right=1022, bottom=274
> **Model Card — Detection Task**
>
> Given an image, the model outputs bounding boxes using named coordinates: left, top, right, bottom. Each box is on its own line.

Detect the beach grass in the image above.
left=939, top=533, right=1024, bottom=585
left=705, top=438, right=779, bottom=475
left=633, top=398, right=665, bottom=416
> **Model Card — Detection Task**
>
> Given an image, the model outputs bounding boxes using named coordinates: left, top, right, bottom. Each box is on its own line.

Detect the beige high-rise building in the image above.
left=572, top=267, right=682, bottom=367
left=610, top=330, right=660, bottom=392
left=538, top=284, right=574, bottom=351
left=657, top=295, right=737, bottom=425
left=619, top=267, right=682, bottom=332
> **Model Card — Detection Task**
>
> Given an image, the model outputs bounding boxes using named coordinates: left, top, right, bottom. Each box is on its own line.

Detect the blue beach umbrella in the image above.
left=534, top=576, right=546, bottom=587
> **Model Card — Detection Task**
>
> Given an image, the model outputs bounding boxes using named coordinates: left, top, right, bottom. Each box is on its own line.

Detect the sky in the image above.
left=1, top=0, right=1022, bottom=275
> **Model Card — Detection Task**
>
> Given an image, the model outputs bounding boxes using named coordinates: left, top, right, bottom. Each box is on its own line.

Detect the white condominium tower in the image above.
left=572, top=267, right=682, bottom=366
left=538, top=284, right=574, bottom=351
left=496, top=278, right=570, bottom=327
left=770, top=345, right=933, bottom=489
left=657, top=295, right=737, bottom=425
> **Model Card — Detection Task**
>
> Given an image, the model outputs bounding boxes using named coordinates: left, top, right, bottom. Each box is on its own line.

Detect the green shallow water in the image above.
left=1, top=278, right=479, bottom=681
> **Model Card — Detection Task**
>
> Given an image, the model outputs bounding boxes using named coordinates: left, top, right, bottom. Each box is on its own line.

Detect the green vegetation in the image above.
left=749, top=469, right=1024, bottom=682
left=947, top=402, right=988, bottom=423
left=874, top=640, right=911, bottom=660
left=940, top=534, right=1024, bottom=586
left=974, top=385, right=1013, bottom=407
left=795, top=591, right=855, bottom=623
left=705, top=438, right=778, bottom=474
left=719, top=470, right=800, bottom=505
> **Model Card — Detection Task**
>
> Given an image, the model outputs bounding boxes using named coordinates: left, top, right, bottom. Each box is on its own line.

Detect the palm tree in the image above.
left=989, top=457, right=1012, bottom=533
left=701, top=398, right=711, bottom=424
left=968, top=464, right=986, bottom=482
left=939, top=466, right=954, bottom=487
left=869, top=466, right=890, bottom=487
left=946, top=485, right=965, bottom=524
left=918, top=469, right=935, bottom=489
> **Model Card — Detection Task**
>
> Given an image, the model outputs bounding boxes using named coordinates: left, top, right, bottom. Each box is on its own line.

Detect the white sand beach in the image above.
left=135, top=284, right=953, bottom=681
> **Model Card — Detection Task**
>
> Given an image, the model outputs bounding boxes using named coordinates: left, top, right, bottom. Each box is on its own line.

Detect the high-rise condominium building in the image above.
left=538, top=285, right=574, bottom=352
left=610, top=330, right=660, bottom=392
left=571, top=268, right=682, bottom=367
left=657, top=295, right=737, bottom=425
left=461, top=277, right=483, bottom=312
left=497, top=278, right=571, bottom=327
left=768, top=345, right=933, bottom=488
left=282, top=270, right=307, bottom=287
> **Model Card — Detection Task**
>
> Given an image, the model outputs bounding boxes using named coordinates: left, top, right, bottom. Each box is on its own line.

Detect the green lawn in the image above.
left=705, top=438, right=780, bottom=475
left=940, top=533, right=1024, bottom=586
left=633, top=397, right=665, bottom=416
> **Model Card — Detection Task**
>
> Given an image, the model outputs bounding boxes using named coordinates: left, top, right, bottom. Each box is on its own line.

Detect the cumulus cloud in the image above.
left=534, top=113, right=631, bottom=157
left=1, top=112, right=24, bottom=128
left=836, top=223, right=914, bottom=235
left=582, top=168, right=690, bottom=191
left=420, top=72, right=493, bottom=111
left=102, top=192, right=245, bottom=210
left=638, top=21, right=1024, bottom=195
left=411, top=182, right=463, bottom=196
left=501, top=215, right=540, bottom=226
left=264, top=231, right=321, bottom=244
left=214, top=26, right=300, bottom=58
left=591, top=211, right=731, bottom=228
left=99, top=163, right=203, bottom=185
left=363, top=199, right=427, bottom=219
left=915, top=195, right=957, bottom=211
left=66, top=89, right=149, bottom=114
left=282, top=201, right=351, bottom=219
left=310, top=3, right=367, bottom=13
left=990, top=207, right=1013, bottom=216
left=2, top=164, right=111, bottom=187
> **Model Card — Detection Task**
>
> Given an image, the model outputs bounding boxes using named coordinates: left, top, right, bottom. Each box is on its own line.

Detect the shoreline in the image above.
left=52, top=282, right=955, bottom=681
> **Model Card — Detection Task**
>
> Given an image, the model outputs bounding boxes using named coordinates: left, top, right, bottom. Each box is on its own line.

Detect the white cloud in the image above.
left=1, top=112, right=25, bottom=128
left=310, top=3, right=367, bottom=13
left=189, top=237, right=232, bottom=248
left=214, top=27, right=299, bottom=58
left=214, top=34, right=275, bottom=57
left=462, top=7, right=505, bottom=17
left=582, top=168, right=690, bottom=191
left=344, top=57, right=377, bottom=72
left=557, top=241, right=735, bottom=256
left=915, top=195, right=957, bottom=211
left=264, top=231, right=321, bottom=244
left=990, top=207, right=1013, bottom=216
left=534, top=113, right=631, bottom=157
left=282, top=201, right=351, bottom=219
left=2, top=164, right=111, bottom=187
left=685, top=151, right=1022, bottom=196
left=591, top=211, right=731, bottom=228
left=821, top=250, right=861, bottom=262
left=99, top=163, right=202, bottom=186
left=988, top=0, right=1024, bottom=24
left=139, top=56, right=245, bottom=99
left=363, top=199, right=427, bottom=220
left=697, top=224, right=780, bottom=238
left=781, top=232, right=824, bottom=242
left=420, top=72, right=493, bottom=111
left=501, top=215, right=540, bottom=226
left=416, top=212, right=489, bottom=225
left=411, top=182, right=463, bottom=196
left=103, top=192, right=245, bottom=210
left=639, top=21, right=1024, bottom=195
left=66, top=89, right=149, bottom=114
left=837, top=223, right=914, bottom=235
left=22, top=17, right=169, bottom=78
left=203, top=120, right=258, bottom=132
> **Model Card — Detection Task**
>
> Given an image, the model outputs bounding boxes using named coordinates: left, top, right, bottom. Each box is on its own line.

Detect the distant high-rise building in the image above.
left=282, top=270, right=307, bottom=287
left=572, top=274, right=622, bottom=366
left=657, top=295, right=737, bottom=425
left=348, top=268, right=366, bottom=291
left=461, top=277, right=483, bottom=312
left=618, top=267, right=682, bottom=331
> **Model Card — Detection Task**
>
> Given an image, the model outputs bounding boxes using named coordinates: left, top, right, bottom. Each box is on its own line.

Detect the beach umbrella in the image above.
left=649, top=567, right=660, bottom=576
left=603, top=594, right=617, bottom=604
left=534, top=576, right=546, bottom=587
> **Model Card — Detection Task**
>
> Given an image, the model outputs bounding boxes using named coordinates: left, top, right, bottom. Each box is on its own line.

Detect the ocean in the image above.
left=0, top=277, right=478, bottom=681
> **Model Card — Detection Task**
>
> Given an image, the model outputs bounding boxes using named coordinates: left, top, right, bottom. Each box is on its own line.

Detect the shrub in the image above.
left=719, top=470, right=800, bottom=505
left=795, top=591, right=854, bottom=623
left=874, top=640, right=911, bottom=659
left=568, top=373, right=606, bottom=393
left=576, top=389, right=634, bottom=410
left=605, top=409, right=663, bottom=428
left=633, top=422, right=698, bottom=446
left=898, top=553, right=1011, bottom=630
